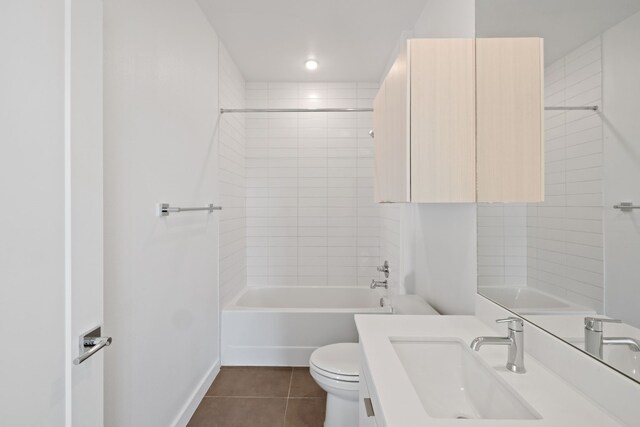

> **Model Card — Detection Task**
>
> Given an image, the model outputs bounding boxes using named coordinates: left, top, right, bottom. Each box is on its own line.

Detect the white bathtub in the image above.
left=479, top=286, right=596, bottom=315
left=221, top=286, right=392, bottom=366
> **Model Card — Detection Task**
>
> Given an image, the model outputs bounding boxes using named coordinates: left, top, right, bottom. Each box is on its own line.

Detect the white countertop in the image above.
left=356, top=315, right=624, bottom=426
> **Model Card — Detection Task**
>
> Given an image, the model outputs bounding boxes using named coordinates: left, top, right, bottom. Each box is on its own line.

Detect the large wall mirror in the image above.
left=476, top=0, right=640, bottom=383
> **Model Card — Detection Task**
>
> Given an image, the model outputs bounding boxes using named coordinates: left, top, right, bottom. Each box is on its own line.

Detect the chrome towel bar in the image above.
left=614, top=202, right=640, bottom=212
left=158, top=203, right=222, bottom=217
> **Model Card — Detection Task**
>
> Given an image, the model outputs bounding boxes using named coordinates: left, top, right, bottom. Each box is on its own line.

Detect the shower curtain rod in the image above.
left=544, top=106, right=599, bottom=111
left=220, top=105, right=598, bottom=114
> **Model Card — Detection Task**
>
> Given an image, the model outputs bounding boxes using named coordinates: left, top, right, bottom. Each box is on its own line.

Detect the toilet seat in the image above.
left=310, top=343, right=360, bottom=383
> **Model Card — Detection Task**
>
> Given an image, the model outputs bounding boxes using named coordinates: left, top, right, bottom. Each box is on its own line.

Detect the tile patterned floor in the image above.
left=188, top=367, right=327, bottom=427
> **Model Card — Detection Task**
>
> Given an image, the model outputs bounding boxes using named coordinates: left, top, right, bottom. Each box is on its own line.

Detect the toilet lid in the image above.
left=310, top=343, right=360, bottom=378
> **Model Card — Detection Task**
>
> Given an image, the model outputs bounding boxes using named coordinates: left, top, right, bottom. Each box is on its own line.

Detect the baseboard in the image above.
left=171, top=359, right=221, bottom=427
left=223, top=345, right=316, bottom=366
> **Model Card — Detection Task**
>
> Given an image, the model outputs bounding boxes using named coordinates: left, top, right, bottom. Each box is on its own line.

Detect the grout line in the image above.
left=283, top=368, right=294, bottom=427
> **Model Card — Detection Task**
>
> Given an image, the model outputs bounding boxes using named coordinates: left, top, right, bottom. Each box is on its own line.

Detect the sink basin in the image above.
left=391, top=338, right=541, bottom=420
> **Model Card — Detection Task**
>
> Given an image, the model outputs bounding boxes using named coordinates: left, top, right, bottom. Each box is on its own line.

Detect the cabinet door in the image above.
left=373, top=44, right=410, bottom=203
left=410, top=39, right=476, bottom=202
left=384, top=43, right=410, bottom=202
left=359, top=369, right=378, bottom=427
left=476, top=38, right=544, bottom=202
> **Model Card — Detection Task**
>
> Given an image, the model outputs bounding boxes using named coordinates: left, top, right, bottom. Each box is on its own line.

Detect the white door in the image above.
left=1, top=1, right=105, bottom=426
left=67, top=0, right=106, bottom=425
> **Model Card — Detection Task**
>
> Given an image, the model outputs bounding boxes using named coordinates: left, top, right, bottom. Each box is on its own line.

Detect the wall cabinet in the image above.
left=373, top=38, right=544, bottom=203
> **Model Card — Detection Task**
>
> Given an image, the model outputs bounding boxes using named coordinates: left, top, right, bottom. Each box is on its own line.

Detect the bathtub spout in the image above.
left=370, top=279, right=388, bottom=289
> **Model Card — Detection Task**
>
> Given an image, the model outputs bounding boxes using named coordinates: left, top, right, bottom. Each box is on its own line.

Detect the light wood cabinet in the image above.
left=410, top=39, right=476, bottom=202
left=373, top=46, right=410, bottom=202
left=373, top=37, right=544, bottom=203
left=476, top=38, right=544, bottom=202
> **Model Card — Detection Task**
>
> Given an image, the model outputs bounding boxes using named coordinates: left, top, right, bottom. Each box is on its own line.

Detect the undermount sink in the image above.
left=391, top=338, right=541, bottom=420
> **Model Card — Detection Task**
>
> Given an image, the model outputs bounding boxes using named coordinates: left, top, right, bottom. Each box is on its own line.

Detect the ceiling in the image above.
left=196, top=0, right=428, bottom=82
left=476, top=0, right=640, bottom=64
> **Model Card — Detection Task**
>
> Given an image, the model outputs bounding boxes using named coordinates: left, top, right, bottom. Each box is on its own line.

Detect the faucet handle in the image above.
left=584, top=317, right=622, bottom=331
left=376, top=260, right=390, bottom=278
left=496, top=317, right=524, bottom=332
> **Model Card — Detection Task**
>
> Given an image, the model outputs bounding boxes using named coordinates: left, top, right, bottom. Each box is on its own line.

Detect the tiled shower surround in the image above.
left=244, top=82, right=386, bottom=287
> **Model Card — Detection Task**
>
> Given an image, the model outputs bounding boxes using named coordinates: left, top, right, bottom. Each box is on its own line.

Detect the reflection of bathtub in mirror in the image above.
left=479, top=286, right=596, bottom=315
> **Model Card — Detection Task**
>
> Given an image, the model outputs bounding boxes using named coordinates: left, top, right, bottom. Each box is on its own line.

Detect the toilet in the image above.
left=309, top=343, right=360, bottom=427
left=309, top=295, right=439, bottom=427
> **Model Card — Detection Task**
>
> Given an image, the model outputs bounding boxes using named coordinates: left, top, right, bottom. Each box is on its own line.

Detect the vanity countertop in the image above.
left=356, top=315, right=625, bottom=426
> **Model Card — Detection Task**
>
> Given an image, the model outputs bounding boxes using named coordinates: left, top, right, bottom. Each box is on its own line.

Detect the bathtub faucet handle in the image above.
left=376, top=260, right=390, bottom=278
left=370, top=279, right=388, bottom=290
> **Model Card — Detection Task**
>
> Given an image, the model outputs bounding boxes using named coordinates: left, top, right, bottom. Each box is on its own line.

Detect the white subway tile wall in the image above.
left=477, top=204, right=528, bottom=287
left=528, top=37, right=604, bottom=312
left=478, top=37, right=604, bottom=312
left=245, top=82, right=389, bottom=288
left=219, top=44, right=247, bottom=306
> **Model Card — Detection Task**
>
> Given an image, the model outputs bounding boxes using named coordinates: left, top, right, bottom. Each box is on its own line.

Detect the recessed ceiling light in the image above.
left=305, top=59, right=319, bottom=71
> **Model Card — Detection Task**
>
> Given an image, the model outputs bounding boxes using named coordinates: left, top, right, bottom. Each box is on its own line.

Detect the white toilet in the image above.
left=310, top=295, right=439, bottom=427
left=309, top=343, right=360, bottom=427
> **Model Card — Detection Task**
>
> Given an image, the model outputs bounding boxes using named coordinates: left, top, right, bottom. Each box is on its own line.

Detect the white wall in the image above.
left=0, top=1, right=66, bottom=425
left=603, top=10, right=640, bottom=328
left=103, top=1, right=224, bottom=425
left=410, top=205, right=478, bottom=314
left=218, top=45, right=247, bottom=306
left=413, top=0, right=476, bottom=38
left=244, top=82, right=385, bottom=288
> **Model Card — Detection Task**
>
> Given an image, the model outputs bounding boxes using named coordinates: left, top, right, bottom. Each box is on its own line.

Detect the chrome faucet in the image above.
left=376, top=260, right=390, bottom=278
left=584, top=317, right=640, bottom=359
left=370, top=279, right=388, bottom=289
left=470, top=317, right=526, bottom=374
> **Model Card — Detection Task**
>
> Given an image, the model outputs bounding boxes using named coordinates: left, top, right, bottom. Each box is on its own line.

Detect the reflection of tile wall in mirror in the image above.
left=478, top=36, right=604, bottom=315
left=528, top=37, right=604, bottom=314
left=477, top=204, right=527, bottom=288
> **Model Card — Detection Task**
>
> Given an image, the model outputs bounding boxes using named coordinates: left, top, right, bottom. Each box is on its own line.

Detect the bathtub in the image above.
left=479, top=286, right=596, bottom=315
left=221, top=286, right=392, bottom=366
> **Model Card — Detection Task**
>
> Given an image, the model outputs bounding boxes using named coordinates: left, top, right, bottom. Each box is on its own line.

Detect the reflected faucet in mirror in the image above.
left=584, top=317, right=640, bottom=360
